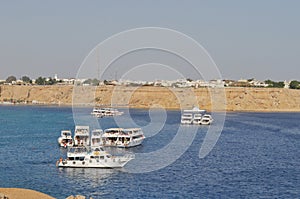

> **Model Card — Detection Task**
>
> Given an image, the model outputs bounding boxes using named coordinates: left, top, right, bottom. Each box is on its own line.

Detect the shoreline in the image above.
left=1, top=103, right=300, bottom=113
left=0, top=188, right=55, bottom=199
left=1, top=85, right=300, bottom=112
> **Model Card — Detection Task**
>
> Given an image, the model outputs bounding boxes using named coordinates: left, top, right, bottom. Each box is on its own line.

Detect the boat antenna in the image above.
left=96, top=47, right=100, bottom=80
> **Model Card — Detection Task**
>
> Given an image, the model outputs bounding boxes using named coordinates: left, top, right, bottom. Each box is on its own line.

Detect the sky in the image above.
left=0, top=0, right=299, bottom=81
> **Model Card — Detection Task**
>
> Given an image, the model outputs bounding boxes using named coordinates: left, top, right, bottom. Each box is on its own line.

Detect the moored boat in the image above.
left=181, top=107, right=213, bottom=125
left=74, top=126, right=90, bottom=146
left=56, top=146, right=134, bottom=168
left=101, top=128, right=145, bottom=148
left=91, top=129, right=103, bottom=149
left=200, top=114, right=213, bottom=125
left=181, top=113, right=193, bottom=125
left=57, top=130, right=73, bottom=147
left=192, top=113, right=203, bottom=125
left=91, top=107, right=124, bottom=118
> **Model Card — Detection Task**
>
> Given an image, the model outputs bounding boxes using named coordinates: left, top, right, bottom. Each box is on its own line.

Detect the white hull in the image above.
left=192, top=120, right=202, bottom=125
left=116, top=138, right=144, bottom=148
left=181, top=120, right=193, bottom=125
left=58, top=130, right=73, bottom=147
left=57, top=146, right=134, bottom=168
left=58, top=139, right=73, bottom=147
left=102, top=128, right=145, bottom=148
left=181, top=107, right=213, bottom=125
left=91, top=107, right=123, bottom=118
left=102, top=139, right=144, bottom=148
left=57, top=156, right=133, bottom=168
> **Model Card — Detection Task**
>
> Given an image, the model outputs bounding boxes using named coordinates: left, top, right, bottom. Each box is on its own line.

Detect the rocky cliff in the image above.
left=1, top=85, right=299, bottom=111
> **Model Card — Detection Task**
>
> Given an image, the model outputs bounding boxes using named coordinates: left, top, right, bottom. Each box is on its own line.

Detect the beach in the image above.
left=0, top=188, right=55, bottom=199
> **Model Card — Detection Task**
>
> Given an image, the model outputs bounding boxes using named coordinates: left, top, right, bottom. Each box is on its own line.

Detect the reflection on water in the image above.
left=57, top=167, right=125, bottom=197
left=59, top=167, right=116, bottom=182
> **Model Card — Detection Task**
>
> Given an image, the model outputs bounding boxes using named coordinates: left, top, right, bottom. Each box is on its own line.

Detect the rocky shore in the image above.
left=0, top=188, right=93, bottom=199
left=0, top=188, right=55, bottom=199
left=0, top=85, right=300, bottom=112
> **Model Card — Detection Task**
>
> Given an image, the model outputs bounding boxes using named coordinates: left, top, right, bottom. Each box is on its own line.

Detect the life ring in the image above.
left=94, top=151, right=100, bottom=156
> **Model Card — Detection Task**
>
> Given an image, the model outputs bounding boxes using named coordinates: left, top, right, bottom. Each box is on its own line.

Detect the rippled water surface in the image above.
left=0, top=106, right=299, bottom=198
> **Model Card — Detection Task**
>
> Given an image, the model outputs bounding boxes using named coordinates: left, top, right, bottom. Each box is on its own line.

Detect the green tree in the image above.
left=6, top=75, right=17, bottom=83
left=83, top=78, right=100, bottom=86
left=83, top=79, right=92, bottom=85
left=289, top=80, right=300, bottom=89
left=265, top=79, right=273, bottom=86
left=21, top=76, right=31, bottom=83
left=265, top=80, right=284, bottom=88
left=91, top=78, right=100, bottom=86
left=35, top=77, right=46, bottom=85
left=46, top=77, right=56, bottom=85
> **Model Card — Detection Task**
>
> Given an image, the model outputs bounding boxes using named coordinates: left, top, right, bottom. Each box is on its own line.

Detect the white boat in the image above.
left=91, top=129, right=103, bottom=149
left=200, top=114, right=214, bottom=125
left=56, top=146, right=134, bottom=168
left=103, top=108, right=123, bottom=116
left=74, top=126, right=90, bottom=146
left=101, top=128, right=145, bottom=148
left=57, top=130, right=73, bottom=147
left=181, top=107, right=213, bottom=125
left=192, top=113, right=203, bottom=125
left=91, top=107, right=105, bottom=118
left=181, top=112, right=193, bottom=124
left=91, top=107, right=124, bottom=118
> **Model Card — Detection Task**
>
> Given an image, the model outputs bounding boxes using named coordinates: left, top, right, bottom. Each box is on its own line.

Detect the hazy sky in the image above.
left=0, top=0, right=299, bottom=81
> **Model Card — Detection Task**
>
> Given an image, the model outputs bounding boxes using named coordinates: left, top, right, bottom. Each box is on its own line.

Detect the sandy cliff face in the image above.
left=0, top=85, right=300, bottom=111
left=0, top=85, right=73, bottom=105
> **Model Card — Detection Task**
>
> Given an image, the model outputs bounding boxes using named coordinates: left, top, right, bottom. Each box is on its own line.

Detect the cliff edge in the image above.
left=0, top=85, right=299, bottom=112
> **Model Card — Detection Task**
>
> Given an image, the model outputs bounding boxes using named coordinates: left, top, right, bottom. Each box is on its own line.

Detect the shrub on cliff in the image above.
left=6, top=75, right=17, bottom=83
left=289, top=80, right=300, bottom=89
left=265, top=80, right=284, bottom=88
left=21, top=76, right=31, bottom=83
left=36, top=77, right=46, bottom=85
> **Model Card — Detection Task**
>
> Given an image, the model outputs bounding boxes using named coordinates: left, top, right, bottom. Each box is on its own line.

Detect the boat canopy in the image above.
left=183, top=107, right=206, bottom=113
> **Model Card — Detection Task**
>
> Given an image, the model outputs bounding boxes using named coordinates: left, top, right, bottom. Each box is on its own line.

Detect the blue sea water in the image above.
left=0, top=105, right=299, bottom=198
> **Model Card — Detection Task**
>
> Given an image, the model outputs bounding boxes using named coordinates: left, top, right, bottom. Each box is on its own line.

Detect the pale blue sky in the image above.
left=0, top=0, right=299, bottom=81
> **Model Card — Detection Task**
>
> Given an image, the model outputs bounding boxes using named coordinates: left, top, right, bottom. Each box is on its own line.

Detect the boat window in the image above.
left=75, top=156, right=85, bottom=161
left=100, top=156, right=104, bottom=159
left=133, top=135, right=143, bottom=139
left=69, top=157, right=74, bottom=160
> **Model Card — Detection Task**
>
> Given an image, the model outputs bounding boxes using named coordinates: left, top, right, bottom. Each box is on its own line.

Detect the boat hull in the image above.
left=116, top=138, right=144, bottom=148
left=57, top=157, right=132, bottom=168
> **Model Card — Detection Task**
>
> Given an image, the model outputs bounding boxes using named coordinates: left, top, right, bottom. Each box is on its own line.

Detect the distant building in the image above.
left=284, top=80, right=290, bottom=89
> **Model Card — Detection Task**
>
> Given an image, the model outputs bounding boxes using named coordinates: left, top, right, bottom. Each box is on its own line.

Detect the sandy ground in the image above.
left=0, top=188, right=55, bottom=199
left=1, top=85, right=300, bottom=111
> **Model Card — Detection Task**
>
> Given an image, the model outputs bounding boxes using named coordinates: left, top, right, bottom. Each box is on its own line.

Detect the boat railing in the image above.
left=122, top=153, right=135, bottom=159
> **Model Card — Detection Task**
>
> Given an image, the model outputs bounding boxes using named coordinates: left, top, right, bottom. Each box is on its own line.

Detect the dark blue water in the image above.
left=0, top=106, right=299, bottom=198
